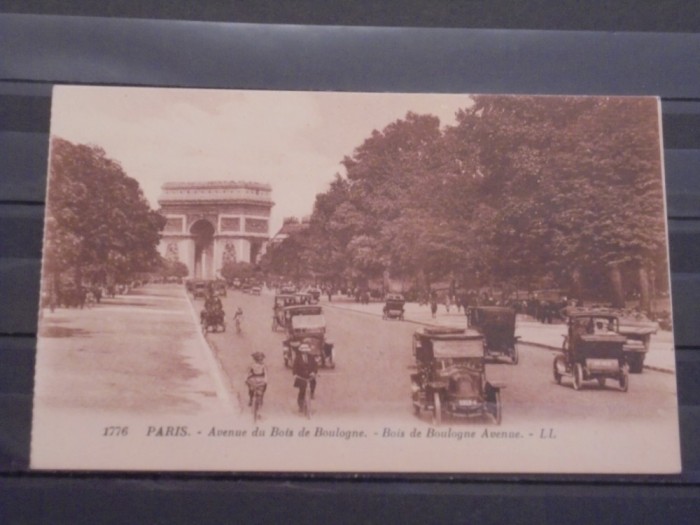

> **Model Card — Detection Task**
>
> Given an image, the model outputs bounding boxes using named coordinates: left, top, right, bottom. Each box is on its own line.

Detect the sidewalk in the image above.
left=320, top=297, right=676, bottom=373
left=34, top=283, right=232, bottom=414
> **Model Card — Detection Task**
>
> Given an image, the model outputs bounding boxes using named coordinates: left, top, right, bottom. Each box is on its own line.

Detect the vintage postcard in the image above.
left=31, top=86, right=680, bottom=473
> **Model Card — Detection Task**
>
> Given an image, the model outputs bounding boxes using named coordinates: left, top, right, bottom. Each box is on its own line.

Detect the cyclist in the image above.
left=233, top=306, right=243, bottom=332
left=293, top=343, right=318, bottom=413
left=246, top=352, right=267, bottom=407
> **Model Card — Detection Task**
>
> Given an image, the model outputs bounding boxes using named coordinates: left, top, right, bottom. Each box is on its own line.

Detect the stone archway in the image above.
left=250, top=240, right=263, bottom=265
left=190, top=219, right=215, bottom=279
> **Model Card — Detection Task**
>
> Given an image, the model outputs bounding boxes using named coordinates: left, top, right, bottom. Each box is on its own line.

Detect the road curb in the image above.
left=323, top=302, right=675, bottom=374
left=183, top=290, right=238, bottom=412
left=517, top=339, right=676, bottom=374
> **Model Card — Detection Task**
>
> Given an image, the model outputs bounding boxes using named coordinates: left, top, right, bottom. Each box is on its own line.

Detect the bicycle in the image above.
left=248, top=380, right=266, bottom=423
left=296, top=375, right=316, bottom=419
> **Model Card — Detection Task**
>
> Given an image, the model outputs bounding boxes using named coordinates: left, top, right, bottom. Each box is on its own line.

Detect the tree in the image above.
left=267, top=98, right=668, bottom=311
left=44, top=138, right=166, bottom=286
left=220, top=261, right=254, bottom=283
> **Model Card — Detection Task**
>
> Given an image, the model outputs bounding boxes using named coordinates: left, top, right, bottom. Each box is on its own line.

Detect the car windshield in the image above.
left=433, top=339, right=482, bottom=358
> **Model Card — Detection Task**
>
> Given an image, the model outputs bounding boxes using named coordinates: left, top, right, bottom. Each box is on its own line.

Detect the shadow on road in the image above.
left=39, top=324, right=90, bottom=338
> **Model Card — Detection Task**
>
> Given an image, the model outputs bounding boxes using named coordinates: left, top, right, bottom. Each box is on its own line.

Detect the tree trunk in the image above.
left=638, top=266, right=651, bottom=313
left=648, top=268, right=657, bottom=315
left=608, top=263, right=625, bottom=308
left=570, top=268, right=583, bottom=301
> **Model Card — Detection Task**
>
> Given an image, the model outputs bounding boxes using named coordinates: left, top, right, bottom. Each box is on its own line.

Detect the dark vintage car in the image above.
left=294, top=292, right=313, bottom=305
left=554, top=310, right=629, bottom=391
left=272, top=293, right=298, bottom=331
left=467, top=306, right=519, bottom=364
left=410, top=326, right=502, bottom=425
left=212, top=280, right=227, bottom=297
left=191, top=280, right=209, bottom=299
left=563, top=306, right=658, bottom=374
left=201, top=307, right=225, bottom=333
left=382, top=293, right=405, bottom=320
left=618, top=314, right=658, bottom=374
left=308, top=288, right=322, bottom=303
left=282, top=306, right=335, bottom=368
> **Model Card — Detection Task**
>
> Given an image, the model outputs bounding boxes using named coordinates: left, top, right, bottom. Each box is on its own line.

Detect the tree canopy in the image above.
left=44, top=138, right=165, bottom=285
left=263, top=96, right=669, bottom=308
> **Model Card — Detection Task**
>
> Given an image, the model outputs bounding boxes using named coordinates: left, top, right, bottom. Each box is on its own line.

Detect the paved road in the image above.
left=201, top=290, right=679, bottom=427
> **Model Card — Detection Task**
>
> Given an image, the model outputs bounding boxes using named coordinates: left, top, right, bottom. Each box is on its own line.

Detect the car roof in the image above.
left=567, top=308, right=619, bottom=320
left=414, top=326, right=483, bottom=340
left=292, top=315, right=327, bottom=330
left=284, top=305, right=323, bottom=313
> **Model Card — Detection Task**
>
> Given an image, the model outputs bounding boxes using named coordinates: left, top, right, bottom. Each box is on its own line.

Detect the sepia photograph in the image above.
left=31, top=86, right=680, bottom=473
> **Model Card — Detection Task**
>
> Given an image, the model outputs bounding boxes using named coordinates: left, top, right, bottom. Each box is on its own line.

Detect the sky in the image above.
left=50, top=86, right=474, bottom=234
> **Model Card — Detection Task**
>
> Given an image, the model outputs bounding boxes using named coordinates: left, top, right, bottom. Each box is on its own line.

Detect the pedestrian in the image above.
left=430, top=298, right=438, bottom=319
left=445, top=294, right=451, bottom=313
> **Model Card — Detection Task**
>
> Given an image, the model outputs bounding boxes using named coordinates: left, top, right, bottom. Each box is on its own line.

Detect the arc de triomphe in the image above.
left=157, top=181, right=274, bottom=279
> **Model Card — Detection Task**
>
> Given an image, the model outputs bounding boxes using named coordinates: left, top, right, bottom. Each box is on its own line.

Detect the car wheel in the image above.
left=573, top=363, right=584, bottom=391
left=432, top=392, right=442, bottom=426
left=628, top=353, right=645, bottom=374
left=511, top=344, right=519, bottom=365
left=619, top=367, right=629, bottom=392
left=553, top=355, right=563, bottom=384
left=597, top=377, right=606, bottom=388
left=492, top=390, right=502, bottom=425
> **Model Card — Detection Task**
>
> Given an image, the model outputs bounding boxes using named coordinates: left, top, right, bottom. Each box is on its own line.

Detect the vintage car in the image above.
left=467, top=306, right=519, bottom=364
left=554, top=310, right=629, bottom=391
left=272, top=293, right=297, bottom=331
left=280, top=285, right=296, bottom=294
left=191, top=280, right=209, bottom=299
left=282, top=306, right=335, bottom=368
left=618, top=313, right=658, bottom=373
left=563, top=306, right=658, bottom=374
left=250, top=285, right=262, bottom=295
left=212, top=280, right=227, bottom=297
left=382, top=293, right=405, bottom=320
left=410, top=326, right=502, bottom=425
left=201, top=306, right=225, bottom=333
left=294, top=292, right=313, bottom=305
left=308, top=288, right=322, bottom=303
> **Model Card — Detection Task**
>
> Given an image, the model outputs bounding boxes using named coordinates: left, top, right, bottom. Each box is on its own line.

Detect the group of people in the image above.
left=245, top=342, right=317, bottom=415
left=199, top=287, right=316, bottom=416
